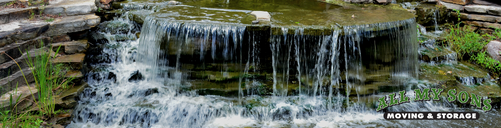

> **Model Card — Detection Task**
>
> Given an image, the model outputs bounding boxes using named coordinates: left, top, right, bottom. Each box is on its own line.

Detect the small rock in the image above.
left=167, top=1, right=180, bottom=5
left=250, top=11, right=271, bottom=22
left=251, top=20, right=259, bottom=24
left=485, top=40, right=501, bottom=62
left=128, top=70, right=144, bottom=82
left=108, top=72, right=117, bottom=82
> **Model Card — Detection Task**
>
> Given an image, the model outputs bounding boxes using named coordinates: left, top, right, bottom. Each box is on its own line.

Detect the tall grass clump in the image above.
left=25, top=41, right=74, bottom=116
left=0, top=40, right=74, bottom=127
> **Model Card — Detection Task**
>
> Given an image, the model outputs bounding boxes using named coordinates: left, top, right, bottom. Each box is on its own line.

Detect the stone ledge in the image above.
left=0, top=48, right=55, bottom=80
left=51, top=53, right=85, bottom=70
left=0, top=85, right=37, bottom=109
left=0, top=68, right=34, bottom=95
left=0, top=22, right=50, bottom=47
left=0, top=0, right=15, bottom=6
left=452, top=12, right=501, bottom=23
left=441, top=0, right=471, bottom=5
left=44, top=14, right=100, bottom=36
left=439, top=1, right=465, bottom=11
left=51, top=40, right=89, bottom=54
left=44, top=0, right=97, bottom=16
left=0, top=36, right=50, bottom=64
left=0, top=7, right=37, bottom=24
left=464, top=5, right=501, bottom=16
left=465, top=20, right=501, bottom=28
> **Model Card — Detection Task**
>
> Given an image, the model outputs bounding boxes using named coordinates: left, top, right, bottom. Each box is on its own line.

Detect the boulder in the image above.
left=128, top=70, right=144, bottom=82
left=485, top=40, right=501, bottom=62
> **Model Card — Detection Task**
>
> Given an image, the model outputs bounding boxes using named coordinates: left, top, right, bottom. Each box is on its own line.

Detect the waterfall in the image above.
left=69, top=16, right=428, bottom=127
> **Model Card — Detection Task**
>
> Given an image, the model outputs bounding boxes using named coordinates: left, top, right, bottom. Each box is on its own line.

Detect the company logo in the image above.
left=376, top=88, right=492, bottom=120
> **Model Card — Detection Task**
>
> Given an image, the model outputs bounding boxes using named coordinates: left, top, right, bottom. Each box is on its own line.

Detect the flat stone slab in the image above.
left=51, top=53, right=85, bottom=70
left=464, top=5, right=501, bottom=16
left=0, top=36, right=51, bottom=65
left=0, top=14, right=99, bottom=47
left=51, top=40, right=89, bottom=54
left=454, top=12, right=501, bottom=23
left=441, top=0, right=471, bottom=5
left=0, top=48, right=55, bottom=80
left=0, top=21, right=50, bottom=46
left=45, top=14, right=100, bottom=36
left=0, top=7, right=37, bottom=24
left=465, top=21, right=501, bottom=28
left=439, top=1, right=465, bottom=11
left=44, top=0, right=97, bottom=16
left=0, top=85, right=37, bottom=108
left=0, top=68, right=34, bottom=94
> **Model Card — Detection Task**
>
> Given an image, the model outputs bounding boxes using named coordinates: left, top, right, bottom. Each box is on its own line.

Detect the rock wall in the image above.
left=439, top=0, right=501, bottom=32
left=0, top=0, right=99, bottom=123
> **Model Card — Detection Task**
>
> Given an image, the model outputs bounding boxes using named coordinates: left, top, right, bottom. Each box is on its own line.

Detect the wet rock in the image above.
left=108, top=72, right=117, bottom=82
left=419, top=46, right=457, bottom=63
left=485, top=40, right=501, bottom=62
left=128, top=88, right=159, bottom=97
left=128, top=70, right=144, bottom=82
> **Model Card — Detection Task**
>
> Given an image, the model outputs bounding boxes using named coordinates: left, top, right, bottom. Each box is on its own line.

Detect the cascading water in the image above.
left=68, top=0, right=501, bottom=127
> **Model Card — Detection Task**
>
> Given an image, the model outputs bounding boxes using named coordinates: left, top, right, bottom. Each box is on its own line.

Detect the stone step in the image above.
left=0, top=85, right=37, bottom=111
left=0, top=14, right=100, bottom=45
left=51, top=53, right=85, bottom=70
left=44, top=14, right=100, bottom=36
left=0, top=48, right=55, bottom=80
left=0, top=68, right=34, bottom=95
left=441, top=0, right=471, bottom=5
left=0, top=0, right=15, bottom=6
left=439, top=1, right=465, bottom=11
left=51, top=40, right=89, bottom=54
left=43, top=0, right=96, bottom=16
left=0, top=36, right=50, bottom=65
left=464, top=5, right=501, bottom=16
left=452, top=12, right=501, bottom=23
left=465, top=20, right=501, bottom=28
left=0, top=7, right=37, bottom=24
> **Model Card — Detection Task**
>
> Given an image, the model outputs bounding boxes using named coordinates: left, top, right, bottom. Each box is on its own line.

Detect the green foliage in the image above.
left=44, top=18, right=54, bottom=22
left=471, top=52, right=501, bottom=72
left=98, top=7, right=102, bottom=13
left=494, top=29, right=501, bottom=39
left=446, top=25, right=488, bottom=59
left=446, top=9, right=501, bottom=74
